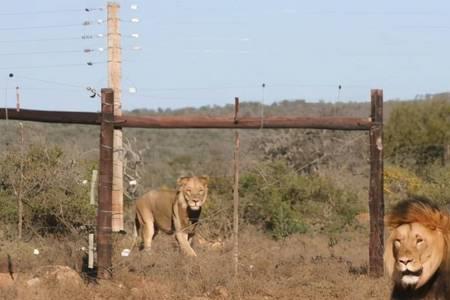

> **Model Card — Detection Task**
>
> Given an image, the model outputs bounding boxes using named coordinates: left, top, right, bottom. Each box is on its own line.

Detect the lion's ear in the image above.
left=177, top=176, right=191, bottom=188
left=198, top=176, right=209, bottom=186
left=384, top=232, right=395, bottom=277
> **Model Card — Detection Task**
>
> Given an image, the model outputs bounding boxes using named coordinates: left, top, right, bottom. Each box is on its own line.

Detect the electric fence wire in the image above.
left=0, top=22, right=103, bottom=31
left=0, top=8, right=103, bottom=16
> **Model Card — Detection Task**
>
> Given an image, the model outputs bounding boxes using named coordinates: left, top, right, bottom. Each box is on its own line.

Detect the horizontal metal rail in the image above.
left=0, top=108, right=372, bottom=130
left=0, top=109, right=100, bottom=125
left=115, top=115, right=371, bottom=130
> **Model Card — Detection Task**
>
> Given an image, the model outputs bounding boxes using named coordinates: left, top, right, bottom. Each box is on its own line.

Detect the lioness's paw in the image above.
left=183, top=249, right=197, bottom=257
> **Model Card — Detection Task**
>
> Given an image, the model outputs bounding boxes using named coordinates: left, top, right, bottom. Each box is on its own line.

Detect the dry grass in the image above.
left=0, top=226, right=391, bottom=300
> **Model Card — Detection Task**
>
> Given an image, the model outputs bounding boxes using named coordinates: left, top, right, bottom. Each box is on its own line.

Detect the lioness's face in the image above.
left=387, top=222, right=445, bottom=289
left=177, top=176, right=208, bottom=210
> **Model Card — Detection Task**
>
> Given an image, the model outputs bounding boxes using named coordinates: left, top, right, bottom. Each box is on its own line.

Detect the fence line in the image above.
left=0, top=88, right=384, bottom=279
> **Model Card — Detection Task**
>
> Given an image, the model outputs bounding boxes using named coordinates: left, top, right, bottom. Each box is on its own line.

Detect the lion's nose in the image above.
left=398, top=257, right=413, bottom=266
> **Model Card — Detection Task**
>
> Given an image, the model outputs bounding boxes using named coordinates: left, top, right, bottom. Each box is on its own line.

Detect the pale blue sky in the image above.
left=1, top=0, right=450, bottom=111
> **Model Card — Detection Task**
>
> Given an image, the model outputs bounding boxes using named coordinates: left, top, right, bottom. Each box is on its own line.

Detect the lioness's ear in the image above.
left=198, top=175, right=209, bottom=186
left=177, top=176, right=191, bottom=187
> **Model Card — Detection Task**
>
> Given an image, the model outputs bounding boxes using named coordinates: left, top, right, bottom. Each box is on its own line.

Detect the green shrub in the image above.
left=201, top=161, right=361, bottom=239
left=385, top=98, right=450, bottom=168
left=418, top=166, right=450, bottom=207
left=384, top=164, right=450, bottom=209
left=240, top=161, right=360, bottom=238
left=200, top=176, right=234, bottom=239
left=0, top=144, right=95, bottom=236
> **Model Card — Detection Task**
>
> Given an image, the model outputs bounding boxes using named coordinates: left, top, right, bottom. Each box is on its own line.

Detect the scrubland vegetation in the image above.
left=1, top=94, right=449, bottom=299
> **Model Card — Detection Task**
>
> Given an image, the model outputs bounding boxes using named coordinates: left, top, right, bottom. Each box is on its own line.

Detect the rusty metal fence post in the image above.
left=97, top=88, right=114, bottom=279
left=369, top=89, right=384, bottom=277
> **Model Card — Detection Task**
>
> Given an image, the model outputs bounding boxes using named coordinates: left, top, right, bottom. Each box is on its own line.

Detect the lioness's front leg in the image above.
left=175, top=231, right=197, bottom=257
left=141, top=216, right=155, bottom=251
left=173, top=191, right=198, bottom=257
left=188, top=233, right=195, bottom=247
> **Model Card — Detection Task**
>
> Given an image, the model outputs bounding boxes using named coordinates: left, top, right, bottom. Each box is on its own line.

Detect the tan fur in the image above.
left=384, top=197, right=450, bottom=299
left=135, top=176, right=208, bottom=256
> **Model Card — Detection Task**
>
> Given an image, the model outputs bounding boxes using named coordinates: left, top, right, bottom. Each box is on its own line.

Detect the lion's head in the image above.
left=384, top=197, right=450, bottom=291
left=177, top=176, right=209, bottom=211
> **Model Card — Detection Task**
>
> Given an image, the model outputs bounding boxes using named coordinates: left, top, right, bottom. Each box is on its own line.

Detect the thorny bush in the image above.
left=203, top=160, right=361, bottom=240
left=0, top=144, right=95, bottom=238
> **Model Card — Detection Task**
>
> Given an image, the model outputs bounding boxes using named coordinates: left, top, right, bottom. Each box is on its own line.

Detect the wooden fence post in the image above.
left=369, top=89, right=384, bottom=277
left=97, top=88, right=114, bottom=279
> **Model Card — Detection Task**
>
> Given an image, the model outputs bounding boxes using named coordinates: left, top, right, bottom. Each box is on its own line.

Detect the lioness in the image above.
left=135, top=176, right=208, bottom=256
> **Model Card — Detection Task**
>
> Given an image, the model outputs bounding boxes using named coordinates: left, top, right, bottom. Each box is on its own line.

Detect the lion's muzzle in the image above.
left=187, top=192, right=206, bottom=210
left=397, top=261, right=423, bottom=287
left=188, top=198, right=203, bottom=210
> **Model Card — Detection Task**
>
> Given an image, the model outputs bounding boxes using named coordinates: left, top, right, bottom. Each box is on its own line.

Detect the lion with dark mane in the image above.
left=384, top=196, right=450, bottom=300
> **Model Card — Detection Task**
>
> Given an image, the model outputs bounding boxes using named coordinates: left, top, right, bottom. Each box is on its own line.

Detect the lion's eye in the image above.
left=394, top=239, right=401, bottom=248
left=417, top=238, right=424, bottom=245
left=186, top=188, right=192, bottom=193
